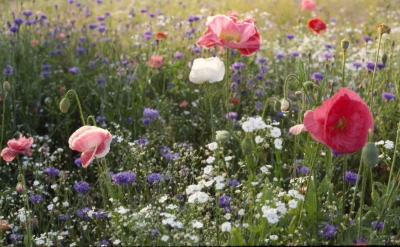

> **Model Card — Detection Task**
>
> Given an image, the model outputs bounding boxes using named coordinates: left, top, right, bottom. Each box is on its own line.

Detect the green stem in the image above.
left=369, top=34, right=383, bottom=106
left=342, top=154, right=347, bottom=214
left=224, top=49, right=230, bottom=131
left=341, top=49, right=346, bottom=87
left=206, top=83, right=215, bottom=141
left=358, top=164, right=369, bottom=242
left=387, top=121, right=400, bottom=192
left=17, top=157, right=32, bottom=247
left=0, top=91, right=8, bottom=152
left=65, top=90, right=86, bottom=126
left=87, top=115, right=97, bottom=126
left=350, top=159, right=363, bottom=219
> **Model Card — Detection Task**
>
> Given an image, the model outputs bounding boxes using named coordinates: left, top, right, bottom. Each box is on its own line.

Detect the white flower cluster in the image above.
left=241, top=116, right=268, bottom=132
left=375, top=140, right=395, bottom=150
left=260, top=165, right=273, bottom=174
left=160, top=212, right=184, bottom=228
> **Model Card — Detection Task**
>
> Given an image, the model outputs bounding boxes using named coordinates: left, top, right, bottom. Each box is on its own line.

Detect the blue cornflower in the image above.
left=381, top=92, right=396, bottom=101
left=98, top=26, right=106, bottom=33
left=59, top=213, right=69, bottom=221
left=160, top=145, right=171, bottom=154
left=3, top=65, right=13, bottom=75
left=231, top=62, right=244, bottom=71
left=324, top=44, right=332, bottom=49
left=296, top=166, right=311, bottom=176
left=74, top=181, right=90, bottom=194
left=323, top=52, right=333, bottom=59
left=134, top=137, right=149, bottom=147
left=319, top=223, right=338, bottom=238
left=254, top=89, right=264, bottom=97
left=142, top=118, right=151, bottom=125
left=88, top=23, right=98, bottom=30
left=165, top=152, right=179, bottom=160
left=41, top=71, right=52, bottom=77
left=227, top=179, right=239, bottom=187
left=77, top=207, right=90, bottom=219
left=372, top=221, right=384, bottom=230
left=226, top=112, right=238, bottom=119
left=98, top=240, right=110, bottom=246
left=143, top=108, right=159, bottom=118
left=275, top=53, right=284, bottom=59
left=219, top=195, right=232, bottom=207
left=257, top=57, right=267, bottom=63
left=331, top=149, right=342, bottom=156
left=174, top=51, right=183, bottom=59
left=75, top=158, right=82, bottom=166
left=96, top=116, right=107, bottom=122
left=255, top=101, right=263, bottom=111
left=29, top=194, right=43, bottom=203
left=150, top=228, right=159, bottom=237
left=14, top=18, right=24, bottom=26
left=22, top=10, right=32, bottom=17
left=42, top=64, right=52, bottom=70
left=44, top=167, right=60, bottom=176
left=98, top=75, right=106, bottom=84
left=126, top=117, right=133, bottom=123
left=311, top=72, right=324, bottom=83
left=147, top=173, right=163, bottom=184
left=345, top=171, right=359, bottom=184
left=352, top=61, right=362, bottom=68
left=68, top=67, right=79, bottom=74
left=10, top=26, right=19, bottom=33
left=192, top=47, right=202, bottom=54
left=286, top=33, right=295, bottom=40
left=76, top=48, right=85, bottom=54
left=362, top=36, right=372, bottom=42
left=112, top=171, right=136, bottom=185
left=377, top=62, right=385, bottom=70
left=291, top=51, right=299, bottom=57
left=93, top=209, right=109, bottom=219
left=365, top=61, right=375, bottom=72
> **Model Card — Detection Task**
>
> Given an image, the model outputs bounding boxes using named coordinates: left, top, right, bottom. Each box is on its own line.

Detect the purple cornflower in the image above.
left=255, top=101, right=263, bottom=111
left=14, top=18, right=24, bottom=26
left=59, top=213, right=69, bottom=221
left=377, top=61, right=385, bottom=70
left=319, top=223, right=338, bottom=238
left=187, top=15, right=196, bottom=23
left=75, top=158, right=82, bottom=166
left=74, top=181, right=90, bottom=194
left=10, top=26, right=19, bottom=33
left=147, top=173, right=163, bottom=184
left=362, top=36, right=372, bottom=42
left=365, top=61, right=375, bottom=72
left=311, top=72, right=324, bottom=83
left=323, top=52, right=333, bottom=59
left=102, top=57, right=109, bottom=63
left=22, top=10, right=32, bottom=17
left=44, top=167, right=60, bottom=176
left=219, top=195, right=232, bottom=207
left=42, top=71, right=52, bottom=77
left=255, top=73, right=264, bottom=80
left=258, top=66, right=268, bottom=74
left=88, top=23, right=98, bottom=30
left=231, top=62, right=244, bottom=71
left=98, top=240, right=110, bottom=246
left=286, top=33, right=295, bottom=40
left=165, top=152, right=179, bottom=160
left=352, top=61, right=362, bottom=68
left=372, top=221, right=384, bottom=230
left=174, top=51, right=183, bottom=59
left=9, top=234, right=24, bottom=244
left=227, top=179, right=239, bottom=187
left=192, top=47, right=202, bottom=54
left=77, top=207, right=90, bottom=219
left=296, top=166, right=310, bottom=176
left=150, top=228, right=159, bottom=237
left=76, top=48, right=85, bottom=54
left=143, top=108, right=159, bottom=118
left=257, top=57, right=267, bottom=63
left=98, top=26, right=106, bottom=33
left=160, top=145, right=171, bottom=154
left=345, top=171, right=359, bottom=184
left=96, top=116, right=107, bottom=122
left=112, top=171, right=136, bottom=185
left=275, top=53, right=285, bottom=59
left=352, top=236, right=365, bottom=245
left=225, top=112, right=238, bottom=119
left=93, top=209, right=109, bottom=219
left=126, top=117, right=133, bottom=123
left=97, top=16, right=105, bottom=21
left=42, top=64, right=52, bottom=70
left=142, top=118, right=151, bottom=125
left=134, top=137, right=149, bottom=147
left=331, top=149, right=342, bottom=156
left=254, top=89, right=264, bottom=97
left=324, top=44, right=333, bottom=49
left=291, top=51, right=299, bottom=57
left=3, top=65, right=13, bottom=75
left=29, top=195, right=43, bottom=203
left=230, top=82, right=238, bottom=91
left=98, top=75, right=106, bottom=84
left=381, top=92, right=396, bottom=101
left=68, top=67, right=79, bottom=74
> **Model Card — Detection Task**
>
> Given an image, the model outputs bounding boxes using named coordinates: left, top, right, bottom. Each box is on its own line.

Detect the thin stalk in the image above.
left=0, top=91, right=8, bottom=152
left=342, top=154, right=347, bottom=214
left=66, top=90, right=86, bottom=126
left=206, top=83, right=215, bottom=141
left=386, top=121, right=400, bottom=192
left=358, top=164, right=369, bottom=242
left=369, top=34, right=383, bottom=105
left=224, top=49, right=230, bottom=131
left=341, top=49, right=346, bottom=87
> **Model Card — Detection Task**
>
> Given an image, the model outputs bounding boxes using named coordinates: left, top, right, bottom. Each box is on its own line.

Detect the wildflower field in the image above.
left=1, top=0, right=400, bottom=246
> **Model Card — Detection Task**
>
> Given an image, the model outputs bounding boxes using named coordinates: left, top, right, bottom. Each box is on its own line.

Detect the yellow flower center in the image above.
left=333, top=116, right=347, bottom=131
left=219, top=30, right=241, bottom=43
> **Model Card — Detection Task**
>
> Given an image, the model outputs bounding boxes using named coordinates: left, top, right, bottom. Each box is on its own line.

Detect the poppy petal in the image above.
left=81, top=146, right=98, bottom=168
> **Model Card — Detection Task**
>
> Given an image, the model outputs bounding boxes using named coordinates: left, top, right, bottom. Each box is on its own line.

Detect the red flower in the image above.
left=301, top=0, right=317, bottom=11
left=196, top=15, right=262, bottom=56
left=303, top=88, right=374, bottom=154
left=229, top=98, right=239, bottom=104
left=307, top=18, right=327, bottom=34
left=1, top=134, right=34, bottom=162
left=155, top=31, right=167, bottom=39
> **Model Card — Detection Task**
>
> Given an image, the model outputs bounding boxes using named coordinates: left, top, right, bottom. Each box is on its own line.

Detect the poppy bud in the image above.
left=241, top=137, right=253, bottom=156
left=3, top=81, right=10, bottom=92
left=216, top=130, right=230, bottom=143
left=341, top=39, right=350, bottom=50
left=280, top=98, right=291, bottom=112
left=382, top=54, right=388, bottom=65
left=361, top=142, right=379, bottom=168
left=376, top=23, right=391, bottom=35
left=59, top=97, right=70, bottom=113
left=16, top=183, right=23, bottom=193
left=303, top=81, right=317, bottom=89
left=0, top=220, right=10, bottom=231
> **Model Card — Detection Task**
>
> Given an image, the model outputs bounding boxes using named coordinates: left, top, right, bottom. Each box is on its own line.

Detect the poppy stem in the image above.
left=341, top=154, right=347, bottom=215
left=341, top=49, right=346, bottom=88
left=387, top=121, right=400, bottom=192
left=225, top=49, right=231, bottom=131
left=206, top=82, right=215, bottom=141
left=87, top=116, right=97, bottom=126
left=349, top=159, right=363, bottom=219
left=0, top=91, right=8, bottom=154
left=65, top=90, right=86, bottom=126
left=358, top=163, right=369, bottom=243
left=369, top=34, right=383, bottom=106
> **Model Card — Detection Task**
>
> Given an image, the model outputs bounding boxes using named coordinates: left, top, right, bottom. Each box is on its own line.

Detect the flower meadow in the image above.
left=1, top=0, right=400, bottom=246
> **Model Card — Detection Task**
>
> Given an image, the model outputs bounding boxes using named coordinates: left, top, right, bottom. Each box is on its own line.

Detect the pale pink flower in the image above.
left=301, top=0, right=317, bottom=11
left=1, top=134, right=34, bottom=162
left=289, top=124, right=306, bottom=135
left=243, top=16, right=256, bottom=23
left=197, top=15, right=262, bottom=56
left=147, top=55, right=163, bottom=68
left=68, top=126, right=112, bottom=168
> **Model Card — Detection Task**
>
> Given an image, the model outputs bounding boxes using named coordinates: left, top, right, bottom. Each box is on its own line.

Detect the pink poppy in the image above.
left=1, top=134, right=34, bottom=162
left=243, top=16, right=256, bottom=23
left=196, top=15, right=262, bottom=56
left=68, top=126, right=112, bottom=168
left=301, top=0, right=317, bottom=11
left=303, top=88, right=374, bottom=154
left=289, top=124, right=306, bottom=135
left=179, top=100, right=189, bottom=108
left=147, top=55, right=163, bottom=68
left=307, top=18, right=327, bottom=34
left=226, top=10, right=239, bottom=18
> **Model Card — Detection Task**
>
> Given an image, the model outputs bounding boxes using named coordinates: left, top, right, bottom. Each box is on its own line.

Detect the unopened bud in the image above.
left=382, top=54, right=388, bottom=65
left=59, top=97, right=70, bottom=113
left=376, top=23, right=391, bottom=35
left=361, top=142, right=379, bottom=168
left=280, top=98, right=291, bottom=112
left=303, top=81, right=317, bottom=89
left=16, top=183, right=23, bottom=193
left=216, top=130, right=230, bottom=143
left=3, top=81, right=10, bottom=92
left=241, top=137, right=253, bottom=156
left=341, top=39, right=350, bottom=50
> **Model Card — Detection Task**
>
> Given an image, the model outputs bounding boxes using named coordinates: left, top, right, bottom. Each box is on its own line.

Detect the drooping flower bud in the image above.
left=361, top=142, right=379, bottom=168
left=241, top=137, right=253, bottom=156
left=16, top=183, right=23, bottom=193
left=3, top=81, right=10, bottom=92
left=216, top=130, right=230, bottom=143
left=280, top=98, right=291, bottom=112
left=381, top=53, right=388, bottom=65
left=341, top=39, right=350, bottom=50
left=376, top=23, right=391, bottom=35
left=59, top=97, right=70, bottom=113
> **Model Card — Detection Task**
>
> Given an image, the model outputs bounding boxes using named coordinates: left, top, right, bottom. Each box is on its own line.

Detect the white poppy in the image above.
left=189, top=57, right=225, bottom=84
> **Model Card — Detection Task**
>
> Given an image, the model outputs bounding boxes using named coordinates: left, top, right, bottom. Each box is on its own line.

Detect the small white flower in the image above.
left=215, top=182, right=225, bottom=190
left=238, top=209, right=245, bottom=216
left=161, top=235, right=170, bottom=242
left=186, top=185, right=197, bottom=195
left=188, top=193, right=198, bottom=204
left=204, top=165, right=214, bottom=174
left=288, top=199, right=298, bottom=209
left=214, top=175, right=225, bottom=183
left=204, top=180, right=214, bottom=187
left=47, top=204, right=54, bottom=211
left=53, top=197, right=58, bottom=203
left=270, top=235, right=279, bottom=241
left=251, top=182, right=259, bottom=186
left=207, top=142, right=218, bottom=151
left=33, top=180, right=40, bottom=186
left=159, top=195, right=168, bottom=203
left=270, top=127, right=282, bottom=137
left=260, top=166, right=269, bottom=174
left=375, top=140, right=385, bottom=145
left=206, top=156, right=215, bottom=164
left=224, top=156, right=233, bottom=161
left=196, top=192, right=209, bottom=203
left=192, top=220, right=204, bottom=228
left=224, top=213, right=231, bottom=220
left=62, top=201, right=69, bottom=207
left=242, top=121, right=255, bottom=132
left=384, top=140, right=394, bottom=149
left=166, top=204, right=178, bottom=210
left=255, top=135, right=264, bottom=144
left=117, top=206, right=129, bottom=214
left=274, top=138, right=283, bottom=150
left=190, top=235, right=199, bottom=243
left=221, top=222, right=232, bottom=232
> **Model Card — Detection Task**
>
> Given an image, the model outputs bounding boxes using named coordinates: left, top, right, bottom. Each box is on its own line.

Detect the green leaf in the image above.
left=229, top=227, right=245, bottom=246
